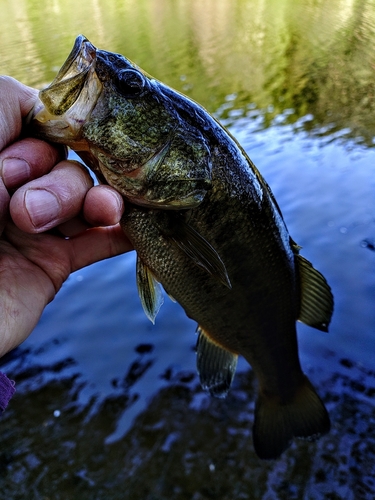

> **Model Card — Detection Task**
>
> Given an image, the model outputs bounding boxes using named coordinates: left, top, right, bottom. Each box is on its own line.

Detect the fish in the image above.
left=28, top=35, right=334, bottom=459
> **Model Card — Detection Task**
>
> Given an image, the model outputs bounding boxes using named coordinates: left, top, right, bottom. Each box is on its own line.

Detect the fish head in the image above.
left=30, top=35, right=211, bottom=209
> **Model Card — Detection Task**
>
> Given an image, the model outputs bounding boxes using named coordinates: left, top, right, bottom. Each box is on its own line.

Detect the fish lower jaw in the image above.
left=32, top=122, right=87, bottom=147
left=30, top=112, right=89, bottom=148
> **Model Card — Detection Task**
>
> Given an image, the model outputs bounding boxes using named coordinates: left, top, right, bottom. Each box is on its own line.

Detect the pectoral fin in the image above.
left=196, top=327, right=238, bottom=398
left=172, top=222, right=231, bottom=289
left=297, top=254, right=334, bottom=332
left=136, top=255, right=164, bottom=324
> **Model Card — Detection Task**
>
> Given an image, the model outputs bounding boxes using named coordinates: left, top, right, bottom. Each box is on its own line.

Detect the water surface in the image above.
left=0, top=1, right=374, bottom=498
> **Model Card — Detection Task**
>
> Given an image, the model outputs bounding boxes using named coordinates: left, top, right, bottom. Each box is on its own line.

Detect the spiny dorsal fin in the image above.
left=297, top=254, right=334, bottom=332
left=171, top=222, right=231, bottom=289
left=136, top=254, right=164, bottom=324
left=196, top=327, right=238, bottom=398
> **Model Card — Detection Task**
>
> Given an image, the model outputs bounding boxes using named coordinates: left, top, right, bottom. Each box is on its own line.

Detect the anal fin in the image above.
left=297, top=254, right=334, bottom=332
left=136, top=254, right=164, bottom=324
left=196, top=327, right=238, bottom=398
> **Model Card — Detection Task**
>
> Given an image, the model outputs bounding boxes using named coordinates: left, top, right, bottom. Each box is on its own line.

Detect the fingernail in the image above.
left=2, top=158, right=31, bottom=187
left=104, top=187, right=123, bottom=211
left=25, top=189, right=61, bottom=228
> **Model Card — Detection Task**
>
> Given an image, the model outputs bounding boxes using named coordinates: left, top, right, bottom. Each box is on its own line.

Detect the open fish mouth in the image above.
left=28, top=35, right=102, bottom=145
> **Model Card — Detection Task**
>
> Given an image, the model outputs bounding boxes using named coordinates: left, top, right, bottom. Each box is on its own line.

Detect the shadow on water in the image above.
left=0, top=0, right=374, bottom=498
left=1, top=353, right=375, bottom=499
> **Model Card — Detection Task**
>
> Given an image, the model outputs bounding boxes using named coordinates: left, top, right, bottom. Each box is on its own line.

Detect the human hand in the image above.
left=0, top=76, right=132, bottom=357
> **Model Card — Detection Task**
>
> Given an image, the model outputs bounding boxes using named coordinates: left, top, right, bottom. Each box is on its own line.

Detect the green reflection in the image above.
left=0, top=0, right=374, bottom=143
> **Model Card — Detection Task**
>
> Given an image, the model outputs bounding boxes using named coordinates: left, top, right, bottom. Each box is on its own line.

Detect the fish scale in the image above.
left=29, top=35, right=334, bottom=459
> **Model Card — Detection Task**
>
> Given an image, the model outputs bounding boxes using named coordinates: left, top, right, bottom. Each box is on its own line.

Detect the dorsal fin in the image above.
left=296, top=254, right=334, bottom=332
left=136, top=255, right=164, bottom=324
left=196, top=327, right=238, bottom=398
left=171, top=221, right=231, bottom=289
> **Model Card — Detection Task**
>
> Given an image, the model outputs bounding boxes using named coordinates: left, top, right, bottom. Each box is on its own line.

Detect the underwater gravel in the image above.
left=0, top=353, right=374, bottom=500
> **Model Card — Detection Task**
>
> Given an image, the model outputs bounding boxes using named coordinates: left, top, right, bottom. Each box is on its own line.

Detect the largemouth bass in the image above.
left=29, top=35, right=334, bottom=459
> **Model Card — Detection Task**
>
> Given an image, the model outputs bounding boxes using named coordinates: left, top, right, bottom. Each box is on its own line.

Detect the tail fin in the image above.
left=252, top=376, right=330, bottom=460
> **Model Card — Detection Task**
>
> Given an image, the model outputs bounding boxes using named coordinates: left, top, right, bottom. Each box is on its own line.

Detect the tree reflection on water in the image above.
left=0, top=0, right=374, bottom=498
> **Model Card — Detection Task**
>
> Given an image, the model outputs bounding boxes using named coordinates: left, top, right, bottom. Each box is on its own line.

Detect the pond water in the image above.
left=0, top=0, right=374, bottom=498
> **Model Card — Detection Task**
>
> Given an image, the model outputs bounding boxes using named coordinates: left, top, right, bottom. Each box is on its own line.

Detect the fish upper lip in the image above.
left=28, top=35, right=102, bottom=144
left=37, top=35, right=98, bottom=117
left=49, top=35, right=96, bottom=88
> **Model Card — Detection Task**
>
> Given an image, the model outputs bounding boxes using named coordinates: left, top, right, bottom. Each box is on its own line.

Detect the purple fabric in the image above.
left=0, top=372, right=15, bottom=412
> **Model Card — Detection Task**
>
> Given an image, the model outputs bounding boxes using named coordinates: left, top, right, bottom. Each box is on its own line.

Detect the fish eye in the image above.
left=115, top=69, right=146, bottom=97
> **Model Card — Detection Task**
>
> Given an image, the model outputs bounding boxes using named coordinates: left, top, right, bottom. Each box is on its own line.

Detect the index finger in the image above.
left=0, top=137, right=66, bottom=189
left=0, top=76, right=37, bottom=150
left=0, top=76, right=66, bottom=188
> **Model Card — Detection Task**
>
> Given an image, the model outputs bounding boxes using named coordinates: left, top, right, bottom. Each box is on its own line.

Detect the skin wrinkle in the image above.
left=4, top=222, right=70, bottom=294
left=69, top=224, right=132, bottom=272
left=0, top=95, right=20, bottom=150
left=0, top=77, right=36, bottom=150
left=0, top=262, right=22, bottom=322
left=83, top=185, right=124, bottom=226
left=24, top=188, right=62, bottom=229
left=4, top=220, right=132, bottom=297
left=0, top=244, right=54, bottom=354
left=9, top=160, right=94, bottom=233
left=0, top=138, right=67, bottom=191
left=46, top=162, right=93, bottom=207
left=104, top=224, right=129, bottom=258
left=0, top=179, right=10, bottom=234
left=24, top=236, right=72, bottom=295
left=0, top=76, right=132, bottom=358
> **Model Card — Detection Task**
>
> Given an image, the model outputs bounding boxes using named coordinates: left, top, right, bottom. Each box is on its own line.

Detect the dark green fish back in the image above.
left=30, top=36, right=334, bottom=459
